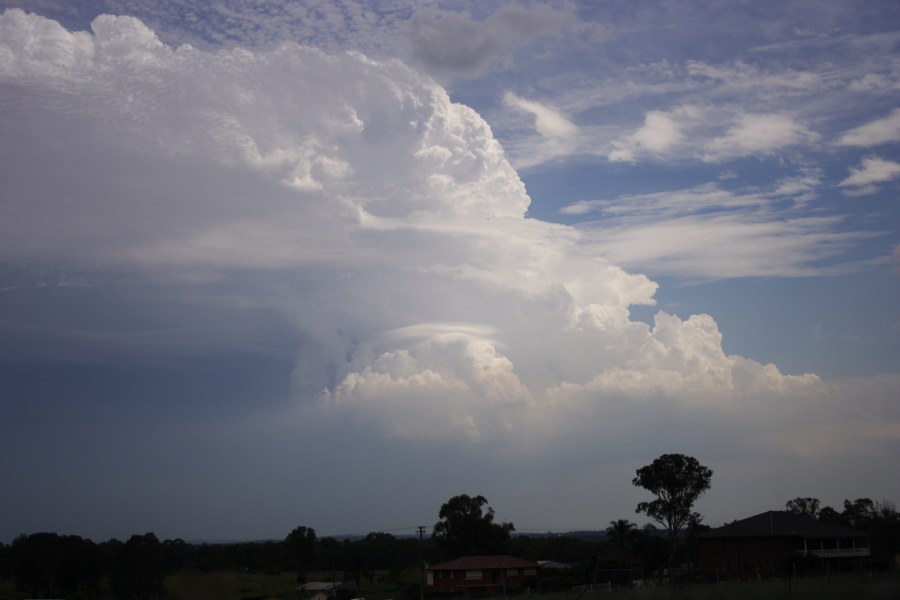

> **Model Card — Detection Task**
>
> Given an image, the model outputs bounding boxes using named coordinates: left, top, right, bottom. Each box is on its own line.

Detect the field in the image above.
left=2, top=572, right=899, bottom=600
left=530, top=574, right=900, bottom=600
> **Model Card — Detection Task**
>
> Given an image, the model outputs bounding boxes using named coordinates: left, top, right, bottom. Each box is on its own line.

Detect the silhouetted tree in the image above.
left=433, top=494, right=514, bottom=557
left=162, top=538, right=191, bottom=571
left=607, top=519, right=638, bottom=548
left=785, top=497, right=820, bottom=519
left=510, top=534, right=595, bottom=565
left=285, top=525, right=317, bottom=583
left=842, top=498, right=876, bottom=528
left=0, top=542, right=10, bottom=581
left=818, top=505, right=843, bottom=524
left=12, top=533, right=63, bottom=598
left=57, top=535, right=101, bottom=598
left=633, top=453, right=713, bottom=556
left=9, top=533, right=98, bottom=597
left=110, top=532, right=166, bottom=600
left=632, top=525, right=667, bottom=579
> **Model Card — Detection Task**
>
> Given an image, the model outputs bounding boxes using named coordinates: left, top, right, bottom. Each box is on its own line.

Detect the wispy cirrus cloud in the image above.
left=562, top=178, right=878, bottom=279
left=501, top=91, right=579, bottom=166
left=837, top=108, right=900, bottom=147
left=702, top=113, right=819, bottom=162
left=839, top=156, right=900, bottom=195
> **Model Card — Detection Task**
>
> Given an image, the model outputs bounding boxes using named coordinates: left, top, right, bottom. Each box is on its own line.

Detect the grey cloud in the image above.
left=405, top=4, right=573, bottom=79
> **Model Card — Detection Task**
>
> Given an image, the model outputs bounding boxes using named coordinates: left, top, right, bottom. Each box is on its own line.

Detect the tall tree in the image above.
left=785, top=497, right=821, bottom=519
left=433, top=494, right=514, bottom=557
left=284, top=525, right=317, bottom=583
left=110, top=533, right=166, bottom=600
left=606, top=519, right=638, bottom=572
left=633, top=453, right=713, bottom=555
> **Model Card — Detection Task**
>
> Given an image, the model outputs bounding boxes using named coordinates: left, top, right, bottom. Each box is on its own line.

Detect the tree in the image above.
left=632, top=525, right=667, bottom=580
left=606, top=519, right=638, bottom=574
left=633, top=453, right=713, bottom=555
left=818, top=505, right=843, bottom=524
left=433, top=494, right=514, bottom=557
left=9, top=533, right=99, bottom=598
left=606, top=519, right=638, bottom=553
left=12, top=533, right=64, bottom=598
left=785, top=497, right=820, bottom=519
left=284, top=525, right=317, bottom=583
left=842, top=498, right=876, bottom=528
left=110, top=533, right=166, bottom=600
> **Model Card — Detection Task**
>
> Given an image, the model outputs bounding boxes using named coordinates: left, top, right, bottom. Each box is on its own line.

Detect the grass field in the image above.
left=1, top=572, right=898, bottom=600
left=526, top=573, right=900, bottom=600
left=158, top=572, right=900, bottom=600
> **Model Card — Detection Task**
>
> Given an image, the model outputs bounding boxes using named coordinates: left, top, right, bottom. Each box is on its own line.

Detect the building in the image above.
left=298, top=581, right=356, bottom=600
left=427, top=555, right=540, bottom=593
left=697, top=510, right=870, bottom=579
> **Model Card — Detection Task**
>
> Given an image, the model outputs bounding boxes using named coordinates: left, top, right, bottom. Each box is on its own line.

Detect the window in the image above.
left=507, top=569, right=519, bottom=577
left=465, top=570, right=482, bottom=580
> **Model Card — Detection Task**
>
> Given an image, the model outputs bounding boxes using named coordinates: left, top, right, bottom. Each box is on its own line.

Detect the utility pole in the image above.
left=417, top=526, right=427, bottom=600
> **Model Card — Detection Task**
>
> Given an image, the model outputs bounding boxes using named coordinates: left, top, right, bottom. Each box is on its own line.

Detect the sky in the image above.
left=1, top=0, right=898, bottom=544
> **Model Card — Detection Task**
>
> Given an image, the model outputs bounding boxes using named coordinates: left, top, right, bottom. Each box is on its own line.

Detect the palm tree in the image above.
left=606, top=519, right=638, bottom=552
left=606, top=519, right=638, bottom=583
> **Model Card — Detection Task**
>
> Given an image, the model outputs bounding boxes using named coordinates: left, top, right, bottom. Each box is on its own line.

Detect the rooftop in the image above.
left=429, top=555, right=539, bottom=571
left=699, top=511, right=868, bottom=540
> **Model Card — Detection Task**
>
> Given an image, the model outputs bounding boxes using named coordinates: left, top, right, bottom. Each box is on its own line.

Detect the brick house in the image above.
left=697, top=510, right=870, bottom=579
left=426, top=555, right=540, bottom=593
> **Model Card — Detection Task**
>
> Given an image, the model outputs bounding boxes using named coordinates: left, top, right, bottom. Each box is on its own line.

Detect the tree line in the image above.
left=2, top=453, right=897, bottom=598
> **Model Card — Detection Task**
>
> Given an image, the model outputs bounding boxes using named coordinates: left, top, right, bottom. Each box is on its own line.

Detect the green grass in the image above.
left=1, top=572, right=896, bottom=600
left=515, top=573, right=900, bottom=600
left=166, top=571, right=299, bottom=600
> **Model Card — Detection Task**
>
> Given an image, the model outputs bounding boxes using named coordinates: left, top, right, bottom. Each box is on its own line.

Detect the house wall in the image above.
left=699, top=538, right=795, bottom=579
left=428, top=568, right=535, bottom=591
left=700, top=536, right=871, bottom=580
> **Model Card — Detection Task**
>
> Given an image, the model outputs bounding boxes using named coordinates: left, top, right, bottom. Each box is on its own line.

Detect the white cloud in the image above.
left=772, top=171, right=822, bottom=201
left=503, top=92, right=578, bottom=140
left=608, top=109, right=688, bottom=163
left=1, top=10, right=898, bottom=512
left=840, top=156, right=900, bottom=192
left=848, top=73, right=900, bottom=93
left=837, top=108, right=900, bottom=147
left=561, top=181, right=877, bottom=279
left=703, top=113, right=818, bottom=162
left=501, top=91, right=579, bottom=165
left=686, top=60, right=824, bottom=96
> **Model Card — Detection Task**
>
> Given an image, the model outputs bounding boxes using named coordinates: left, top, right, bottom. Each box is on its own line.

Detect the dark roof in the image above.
left=429, top=555, right=540, bottom=571
left=699, top=511, right=868, bottom=540
left=299, top=582, right=354, bottom=591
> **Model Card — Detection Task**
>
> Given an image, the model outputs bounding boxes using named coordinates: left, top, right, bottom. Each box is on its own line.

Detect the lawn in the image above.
left=1, top=571, right=897, bottom=600
left=521, top=573, right=900, bottom=600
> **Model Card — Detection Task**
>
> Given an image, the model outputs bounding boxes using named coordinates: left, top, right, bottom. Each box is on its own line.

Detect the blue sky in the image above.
left=1, top=0, right=898, bottom=543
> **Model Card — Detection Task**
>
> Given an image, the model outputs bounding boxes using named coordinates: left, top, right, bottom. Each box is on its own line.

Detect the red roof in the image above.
left=429, top=555, right=539, bottom=570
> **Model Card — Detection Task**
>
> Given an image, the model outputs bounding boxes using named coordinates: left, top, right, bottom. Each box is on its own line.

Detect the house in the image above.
left=697, top=510, right=870, bottom=579
left=298, top=581, right=355, bottom=600
left=427, top=555, right=540, bottom=593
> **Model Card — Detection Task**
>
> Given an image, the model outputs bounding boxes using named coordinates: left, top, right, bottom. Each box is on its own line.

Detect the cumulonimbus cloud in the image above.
left=1, top=9, right=896, bottom=455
